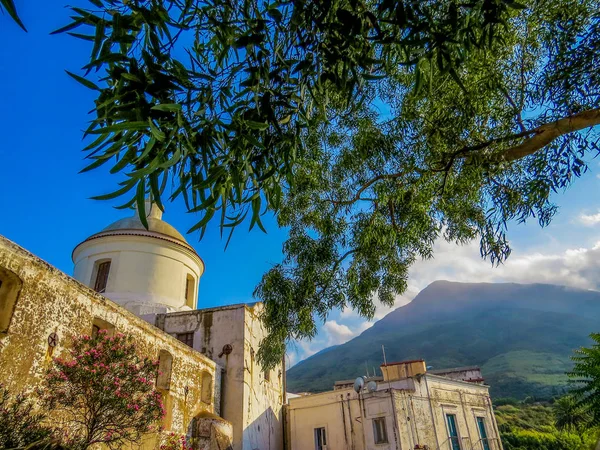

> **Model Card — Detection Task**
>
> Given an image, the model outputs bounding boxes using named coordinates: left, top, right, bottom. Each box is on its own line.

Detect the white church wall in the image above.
left=156, top=303, right=284, bottom=450
left=73, top=235, right=203, bottom=312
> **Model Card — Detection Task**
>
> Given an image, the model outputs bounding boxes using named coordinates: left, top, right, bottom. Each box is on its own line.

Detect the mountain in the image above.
left=286, top=281, right=600, bottom=399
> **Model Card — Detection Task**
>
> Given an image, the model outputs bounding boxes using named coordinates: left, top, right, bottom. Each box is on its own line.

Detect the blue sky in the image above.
left=2, top=2, right=600, bottom=367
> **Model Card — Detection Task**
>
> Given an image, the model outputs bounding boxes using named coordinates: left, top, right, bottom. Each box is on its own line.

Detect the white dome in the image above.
left=72, top=203, right=204, bottom=316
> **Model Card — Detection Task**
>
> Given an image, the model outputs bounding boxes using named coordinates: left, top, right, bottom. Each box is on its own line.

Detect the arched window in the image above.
left=92, top=259, right=111, bottom=293
left=156, top=350, right=173, bottom=390
left=0, top=266, right=23, bottom=336
left=201, top=371, right=212, bottom=404
left=184, top=274, right=195, bottom=308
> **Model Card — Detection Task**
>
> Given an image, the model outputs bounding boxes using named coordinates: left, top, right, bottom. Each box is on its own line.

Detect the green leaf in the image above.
left=51, top=18, right=84, bottom=35
left=88, top=122, right=148, bottom=134
left=91, top=22, right=105, bottom=62
left=79, top=157, right=110, bottom=173
left=362, top=73, right=386, bottom=80
left=136, top=180, right=149, bottom=230
left=90, top=180, right=136, bottom=200
left=65, top=71, right=100, bottom=91
left=151, top=104, right=182, bottom=112
left=149, top=172, right=165, bottom=212
left=148, top=119, right=166, bottom=141
left=110, top=146, right=135, bottom=174
left=67, top=32, right=95, bottom=41
left=1, top=0, right=26, bottom=31
left=188, top=209, right=215, bottom=234
left=121, top=73, right=141, bottom=82
left=267, top=8, right=283, bottom=23
left=246, top=121, right=269, bottom=130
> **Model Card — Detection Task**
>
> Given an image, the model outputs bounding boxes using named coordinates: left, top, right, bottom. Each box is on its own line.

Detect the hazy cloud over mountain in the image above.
left=288, top=232, right=600, bottom=367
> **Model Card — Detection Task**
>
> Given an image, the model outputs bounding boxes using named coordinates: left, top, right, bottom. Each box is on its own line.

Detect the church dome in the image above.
left=72, top=202, right=204, bottom=318
left=83, top=203, right=193, bottom=251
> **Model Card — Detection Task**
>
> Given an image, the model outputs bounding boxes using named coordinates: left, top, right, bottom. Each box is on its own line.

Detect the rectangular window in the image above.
left=446, top=414, right=461, bottom=450
left=93, top=261, right=111, bottom=293
left=184, top=274, right=195, bottom=307
left=176, top=332, right=194, bottom=348
left=477, top=417, right=490, bottom=450
left=314, top=427, right=327, bottom=450
left=373, top=417, right=388, bottom=444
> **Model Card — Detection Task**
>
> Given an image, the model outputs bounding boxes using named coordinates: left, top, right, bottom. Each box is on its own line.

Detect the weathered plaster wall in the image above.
left=156, top=303, right=284, bottom=450
left=241, top=304, right=284, bottom=450
left=0, top=235, right=219, bottom=446
left=412, top=375, right=501, bottom=450
left=287, top=389, right=366, bottom=450
left=287, top=374, right=501, bottom=450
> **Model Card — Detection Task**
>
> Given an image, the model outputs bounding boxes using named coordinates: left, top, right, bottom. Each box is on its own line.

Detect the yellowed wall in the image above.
left=0, top=235, right=218, bottom=444
left=287, top=374, right=502, bottom=450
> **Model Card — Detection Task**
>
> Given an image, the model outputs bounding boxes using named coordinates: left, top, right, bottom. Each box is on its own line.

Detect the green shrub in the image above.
left=0, top=385, right=52, bottom=449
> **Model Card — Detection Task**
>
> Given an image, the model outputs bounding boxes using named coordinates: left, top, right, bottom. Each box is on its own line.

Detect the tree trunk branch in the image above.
left=492, top=108, right=600, bottom=163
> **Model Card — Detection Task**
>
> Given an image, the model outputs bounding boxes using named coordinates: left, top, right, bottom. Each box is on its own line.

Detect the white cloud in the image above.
left=409, top=238, right=600, bottom=291
left=322, top=320, right=355, bottom=346
left=579, top=211, right=600, bottom=226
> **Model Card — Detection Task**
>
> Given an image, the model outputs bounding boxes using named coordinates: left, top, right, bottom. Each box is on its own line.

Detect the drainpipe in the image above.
left=424, top=376, right=441, bottom=450
left=340, top=394, right=350, bottom=448
left=347, top=393, right=356, bottom=450
left=282, top=354, right=287, bottom=450
left=459, top=391, right=474, bottom=449
left=358, top=392, right=369, bottom=450
left=410, top=396, right=421, bottom=445
left=486, top=395, right=503, bottom=450
left=400, top=391, right=416, bottom=449
left=389, top=389, right=403, bottom=450
left=219, top=368, right=226, bottom=419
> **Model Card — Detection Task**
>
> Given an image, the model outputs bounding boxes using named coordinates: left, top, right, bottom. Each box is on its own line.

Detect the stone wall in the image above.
left=0, top=235, right=222, bottom=446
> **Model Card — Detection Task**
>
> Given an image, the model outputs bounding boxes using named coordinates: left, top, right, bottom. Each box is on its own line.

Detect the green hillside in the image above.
left=286, top=281, right=600, bottom=399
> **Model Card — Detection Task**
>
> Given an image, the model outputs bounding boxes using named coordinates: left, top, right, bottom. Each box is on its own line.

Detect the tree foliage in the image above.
left=553, top=396, right=589, bottom=442
left=570, top=333, right=600, bottom=426
left=0, top=385, right=53, bottom=449
left=8, top=0, right=600, bottom=367
left=41, top=331, right=164, bottom=449
left=496, top=401, right=598, bottom=450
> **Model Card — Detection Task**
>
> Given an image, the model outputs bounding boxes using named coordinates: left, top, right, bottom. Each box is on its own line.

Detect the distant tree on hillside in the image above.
left=570, top=333, right=600, bottom=426
left=41, top=331, right=164, bottom=449
left=553, top=396, right=589, bottom=443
